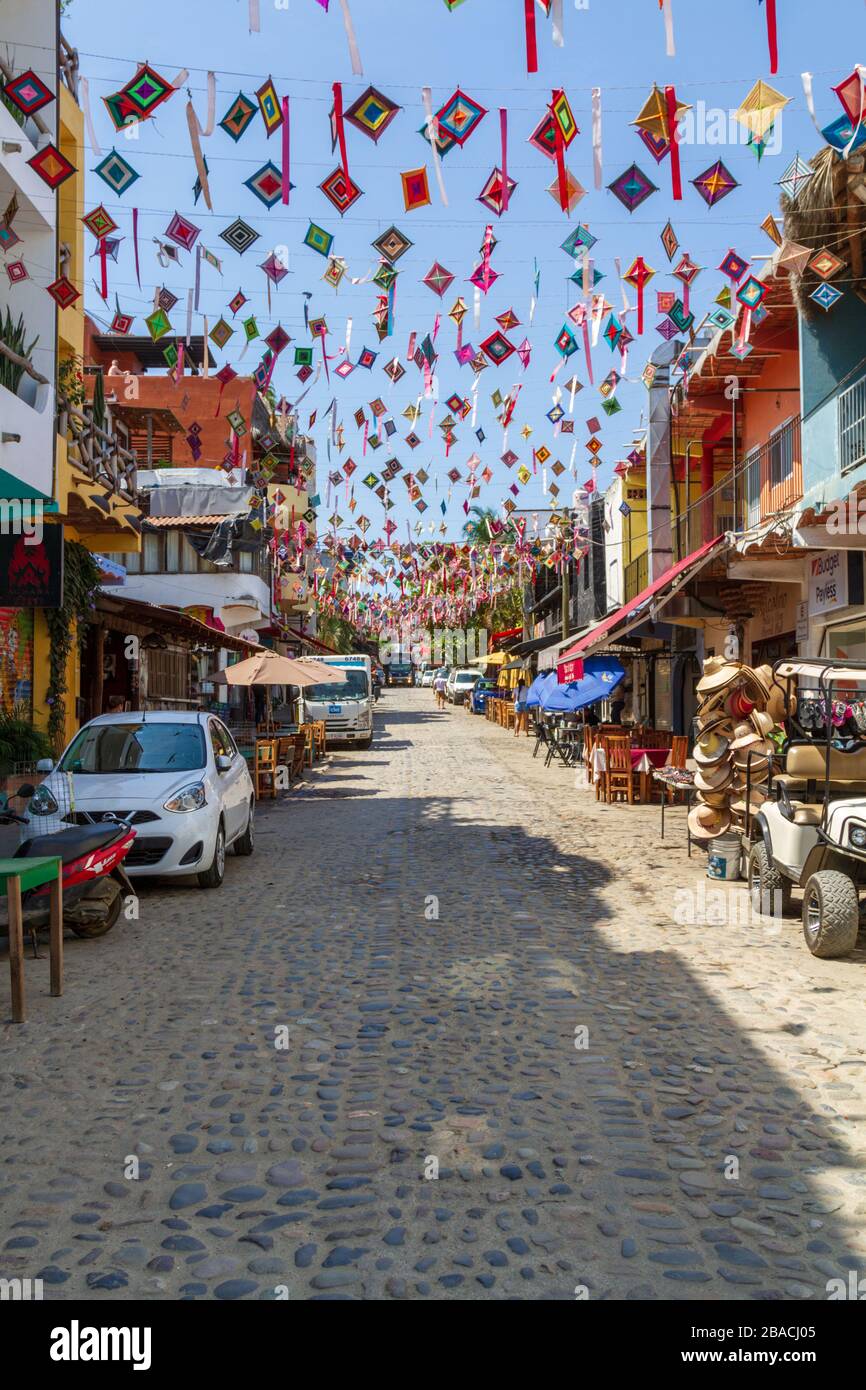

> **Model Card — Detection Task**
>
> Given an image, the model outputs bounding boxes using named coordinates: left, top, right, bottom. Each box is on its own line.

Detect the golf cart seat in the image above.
left=775, top=741, right=866, bottom=799
left=787, top=802, right=823, bottom=826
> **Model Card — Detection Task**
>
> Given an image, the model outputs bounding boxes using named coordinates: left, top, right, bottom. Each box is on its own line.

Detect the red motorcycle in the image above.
left=0, top=786, right=137, bottom=939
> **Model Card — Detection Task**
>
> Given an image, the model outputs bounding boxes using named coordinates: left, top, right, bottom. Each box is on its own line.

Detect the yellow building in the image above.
left=33, top=46, right=142, bottom=747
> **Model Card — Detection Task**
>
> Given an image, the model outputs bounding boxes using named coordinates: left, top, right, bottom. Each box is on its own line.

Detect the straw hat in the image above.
left=749, top=709, right=775, bottom=738
left=700, top=787, right=736, bottom=809
left=733, top=737, right=775, bottom=768
left=731, top=788, right=768, bottom=817
left=727, top=687, right=756, bottom=720
left=696, top=658, right=743, bottom=696
left=730, top=721, right=763, bottom=750
left=694, top=761, right=736, bottom=793
left=765, top=676, right=795, bottom=723
left=696, top=710, right=731, bottom=737
left=742, top=664, right=771, bottom=703
left=694, top=727, right=732, bottom=766
left=688, top=802, right=732, bottom=840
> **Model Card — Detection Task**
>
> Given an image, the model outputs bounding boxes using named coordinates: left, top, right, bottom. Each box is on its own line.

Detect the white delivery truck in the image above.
left=301, top=654, right=374, bottom=749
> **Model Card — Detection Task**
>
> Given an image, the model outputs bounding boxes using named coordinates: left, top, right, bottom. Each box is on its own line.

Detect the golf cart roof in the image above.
left=776, top=659, right=866, bottom=686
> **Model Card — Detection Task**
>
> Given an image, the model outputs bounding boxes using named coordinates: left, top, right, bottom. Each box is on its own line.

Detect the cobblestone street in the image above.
left=2, top=689, right=865, bottom=1301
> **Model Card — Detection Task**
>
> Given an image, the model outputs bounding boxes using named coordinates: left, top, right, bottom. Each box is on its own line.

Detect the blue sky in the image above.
left=67, top=0, right=866, bottom=542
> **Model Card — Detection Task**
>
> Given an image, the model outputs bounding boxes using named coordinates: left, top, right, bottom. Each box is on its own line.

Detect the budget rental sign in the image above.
left=808, top=551, right=847, bottom=617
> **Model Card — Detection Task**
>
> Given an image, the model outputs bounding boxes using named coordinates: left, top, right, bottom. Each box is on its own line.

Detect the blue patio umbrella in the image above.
left=540, top=656, right=626, bottom=712
left=525, top=670, right=556, bottom=708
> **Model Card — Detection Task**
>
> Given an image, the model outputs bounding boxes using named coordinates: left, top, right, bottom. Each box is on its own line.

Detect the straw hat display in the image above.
left=691, top=655, right=786, bottom=841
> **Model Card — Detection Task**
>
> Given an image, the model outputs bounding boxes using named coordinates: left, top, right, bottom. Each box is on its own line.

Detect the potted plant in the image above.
left=0, top=308, right=39, bottom=398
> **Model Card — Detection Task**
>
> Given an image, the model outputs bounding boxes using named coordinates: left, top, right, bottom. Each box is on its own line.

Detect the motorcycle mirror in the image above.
left=16, top=783, right=35, bottom=799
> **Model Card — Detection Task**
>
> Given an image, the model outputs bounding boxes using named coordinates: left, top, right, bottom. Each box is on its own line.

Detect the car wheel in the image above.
left=748, top=842, right=791, bottom=917
left=802, top=870, right=860, bottom=958
left=234, top=801, right=255, bottom=856
left=198, top=821, right=226, bottom=889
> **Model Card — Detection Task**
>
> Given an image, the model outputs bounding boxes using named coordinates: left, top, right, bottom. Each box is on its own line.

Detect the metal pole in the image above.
left=562, top=556, right=570, bottom=642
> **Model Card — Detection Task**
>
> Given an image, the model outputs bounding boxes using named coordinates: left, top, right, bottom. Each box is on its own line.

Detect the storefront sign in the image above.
left=808, top=550, right=848, bottom=617
left=0, top=526, right=63, bottom=608
left=557, top=657, right=585, bottom=684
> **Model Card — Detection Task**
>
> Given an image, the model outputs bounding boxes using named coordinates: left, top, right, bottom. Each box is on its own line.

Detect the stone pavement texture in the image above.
left=1, top=690, right=865, bottom=1301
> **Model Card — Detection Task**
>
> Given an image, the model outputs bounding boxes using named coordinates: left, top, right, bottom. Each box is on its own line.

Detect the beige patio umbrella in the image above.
left=212, top=652, right=347, bottom=687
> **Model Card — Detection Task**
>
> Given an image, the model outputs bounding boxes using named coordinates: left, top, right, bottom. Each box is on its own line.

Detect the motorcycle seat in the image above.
left=15, top=825, right=124, bottom=864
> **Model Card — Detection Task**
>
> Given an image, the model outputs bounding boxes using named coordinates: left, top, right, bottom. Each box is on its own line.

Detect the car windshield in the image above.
left=456, top=673, right=479, bottom=684
left=308, top=670, right=369, bottom=701
left=59, top=721, right=207, bottom=774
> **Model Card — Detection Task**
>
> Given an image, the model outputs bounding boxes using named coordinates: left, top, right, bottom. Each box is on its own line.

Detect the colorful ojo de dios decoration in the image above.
left=119, top=64, right=175, bottom=119
left=165, top=211, right=200, bottom=251
left=435, top=88, right=487, bottom=145
left=93, top=148, right=139, bottom=196
left=220, top=92, right=257, bottom=142
left=692, top=159, right=739, bottom=207
left=82, top=205, right=118, bottom=240
left=477, top=167, right=517, bottom=217
left=244, top=162, right=286, bottom=208
left=319, top=167, right=363, bottom=215
left=4, top=68, right=54, bottom=116
left=632, top=85, right=690, bottom=200
left=345, top=86, right=401, bottom=142
left=304, top=222, right=334, bottom=257
left=372, top=226, right=413, bottom=263
left=423, top=262, right=454, bottom=297
left=401, top=167, right=431, bottom=212
left=27, top=143, right=75, bottom=189
left=220, top=218, right=260, bottom=255
left=608, top=163, right=658, bottom=213
left=623, top=257, right=655, bottom=335
left=256, top=77, right=283, bottom=136
left=145, top=306, right=171, bottom=341
left=46, top=275, right=80, bottom=310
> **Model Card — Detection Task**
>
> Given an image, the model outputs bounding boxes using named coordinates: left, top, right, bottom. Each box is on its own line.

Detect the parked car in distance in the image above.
left=420, top=668, right=435, bottom=687
left=469, top=678, right=498, bottom=714
left=26, top=711, right=255, bottom=889
left=446, top=668, right=482, bottom=705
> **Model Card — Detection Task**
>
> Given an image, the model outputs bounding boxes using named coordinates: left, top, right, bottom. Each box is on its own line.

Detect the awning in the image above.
left=509, top=629, right=562, bottom=658
left=469, top=651, right=506, bottom=666
left=537, top=630, right=592, bottom=670
left=556, top=535, right=727, bottom=669
left=94, top=594, right=263, bottom=654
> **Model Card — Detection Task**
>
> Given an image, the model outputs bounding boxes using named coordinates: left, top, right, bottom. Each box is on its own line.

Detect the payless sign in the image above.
left=808, top=550, right=848, bottom=617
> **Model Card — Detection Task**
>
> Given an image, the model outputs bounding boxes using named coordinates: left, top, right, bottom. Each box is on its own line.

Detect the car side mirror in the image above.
left=36, top=759, right=54, bottom=773
left=216, top=754, right=233, bottom=772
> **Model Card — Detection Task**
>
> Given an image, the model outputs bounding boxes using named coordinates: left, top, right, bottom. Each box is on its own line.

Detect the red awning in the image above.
left=556, top=535, right=726, bottom=672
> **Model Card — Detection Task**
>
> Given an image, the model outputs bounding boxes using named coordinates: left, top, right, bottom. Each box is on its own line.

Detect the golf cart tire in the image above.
left=748, top=842, right=792, bottom=917
left=802, top=871, right=860, bottom=959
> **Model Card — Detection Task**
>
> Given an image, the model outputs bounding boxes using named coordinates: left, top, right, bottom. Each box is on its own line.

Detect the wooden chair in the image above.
left=255, top=738, right=278, bottom=799
left=291, top=732, right=306, bottom=780
left=669, top=735, right=688, bottom=768
left=601, top=735, right=636, bottom=804
left=312, top=720, right=327, bottom=757
left=300, top=723, right=315, bottom=767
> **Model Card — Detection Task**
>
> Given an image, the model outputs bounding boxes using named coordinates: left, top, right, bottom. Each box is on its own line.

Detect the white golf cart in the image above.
left=747, top=658, right=866, bottom=958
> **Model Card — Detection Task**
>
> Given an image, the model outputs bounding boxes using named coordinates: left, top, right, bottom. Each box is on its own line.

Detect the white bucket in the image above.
left=707, top=833, right=742, bottom=881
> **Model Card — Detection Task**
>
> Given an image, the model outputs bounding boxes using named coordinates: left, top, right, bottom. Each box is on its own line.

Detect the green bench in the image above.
left=0, top=856, right=63, bottom=1023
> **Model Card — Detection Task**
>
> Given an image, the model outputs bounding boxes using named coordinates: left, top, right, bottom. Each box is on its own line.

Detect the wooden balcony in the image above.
left=58, top=396, right=138, bottom=503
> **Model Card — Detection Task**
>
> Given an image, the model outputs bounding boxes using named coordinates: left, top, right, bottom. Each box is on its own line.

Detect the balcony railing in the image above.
left=839, top=374, right=866, bottom=476
left=58, top=396, right=138, bottom=502
left=59, top=34, right=80, bottom=101
left=671, top=415, right=802, bottom=561
left=624, top=552, right=648, bottom=602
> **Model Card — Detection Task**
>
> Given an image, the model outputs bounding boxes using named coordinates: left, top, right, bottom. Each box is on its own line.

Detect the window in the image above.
left=769, top=420, right=794, bottom=488
left=209, top=719, right=234, bottom=761
left=142, top=533, right=161, bottom=573
left=180, top=535, right=199, bottom=573
left=60, top=721, right=206, bottom=773
left=164, top=529, right=179, bottom=571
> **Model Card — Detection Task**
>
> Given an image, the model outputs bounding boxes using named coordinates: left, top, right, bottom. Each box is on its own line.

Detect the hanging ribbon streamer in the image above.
left=524, top=0, right=538, bottom=73
left=185, top=71, right=216, bottom=212
left=186, top=289, right=193, bottom=345
left=591, top=87, right=603, bottom=190
left=665, top=85, right=683, bottom=200
left=765, top=0, right=778, bottom=75
left=98, top=236, right=108, bottom=301
left=79, top=77, right=102, bottom=157
left=282, top=96, right=291, bottom=203
left=387, top=278, right=396, bottom=336
left=421, top=87, right=448, bottom=206
left=550, top=92, right=569, bottom=212
left=339, top=0, right=363, bottom=76
left=249, top=0, right=260, bottom=32
left=202, top=317, right=209, bottom=376
left=132, top=208, right=141, bottom=288
left=661, top=0, right=675, bottom=57
left=551, top=0, right=564, bottom=48
left=800, top=72, right=824, bottom=137
left=332, top=83, right=350, bottom=185
left=194, top=244, right=202, bottom=312
left=175, top=341, right=184, bottom=383
left=498, top=108, right=510, bottom=214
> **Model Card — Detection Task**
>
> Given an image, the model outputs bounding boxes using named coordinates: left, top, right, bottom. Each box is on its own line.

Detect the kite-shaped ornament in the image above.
left=632, top=85, right=691, bottom=199
left=435, top=88, right=487, bottom=145
left=256, top=77, right=283, bottom=136
left=423, top=262, right=455, bottom=297
left=478, top=167, right=518, bottom=217
left=165, top=211, right=200, bottom=251
left=244, top=162, right=286, bottom=209
left=608, top=163, right=658, bottom=213
left=692, top=160, right=739, bottom=207
left=220, top=92, right=257, bottom=142
left=220, top=218, right=260, bottom=255
left=623, top=257, right=655, bottom=335
left=345, top=86, right=401, bottom=142
left=546, top=168, right=585, bottom=213
left=93, top=149, right=139, bottom=196
left=777, top=155, right=814, bottom=202
left=734, top=80, right=789, bottom=142
left=4, top=69, right=54, bottom=116
left=319, top=167, right=364, bottom=215
left=372, top=225, right=413, bottom=263
left=401, top=167, right=431, bottom=212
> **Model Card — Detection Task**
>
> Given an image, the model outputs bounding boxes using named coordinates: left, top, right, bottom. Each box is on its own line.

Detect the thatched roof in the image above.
left=782, top=145, right=866, bottom=318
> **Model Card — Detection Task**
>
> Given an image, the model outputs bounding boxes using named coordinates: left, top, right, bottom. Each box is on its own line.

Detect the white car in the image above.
left=420, top=669, right=435, bottom=687
left=27, top=711, right=255, bottom=889
left=446, top=669, right=482, bottom=705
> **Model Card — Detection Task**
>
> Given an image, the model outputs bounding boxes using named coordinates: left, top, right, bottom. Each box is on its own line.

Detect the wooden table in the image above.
left=0, top=856, right=63, bottom=1023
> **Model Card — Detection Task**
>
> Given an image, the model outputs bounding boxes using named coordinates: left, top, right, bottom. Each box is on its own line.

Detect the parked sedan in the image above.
left=469, top=678, right=498, bottom=714
left=26, top=711, right=255, bottom=889
left=420, top=669, right=435, bottom=687
left=446, top=668, right=482, bottom=705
